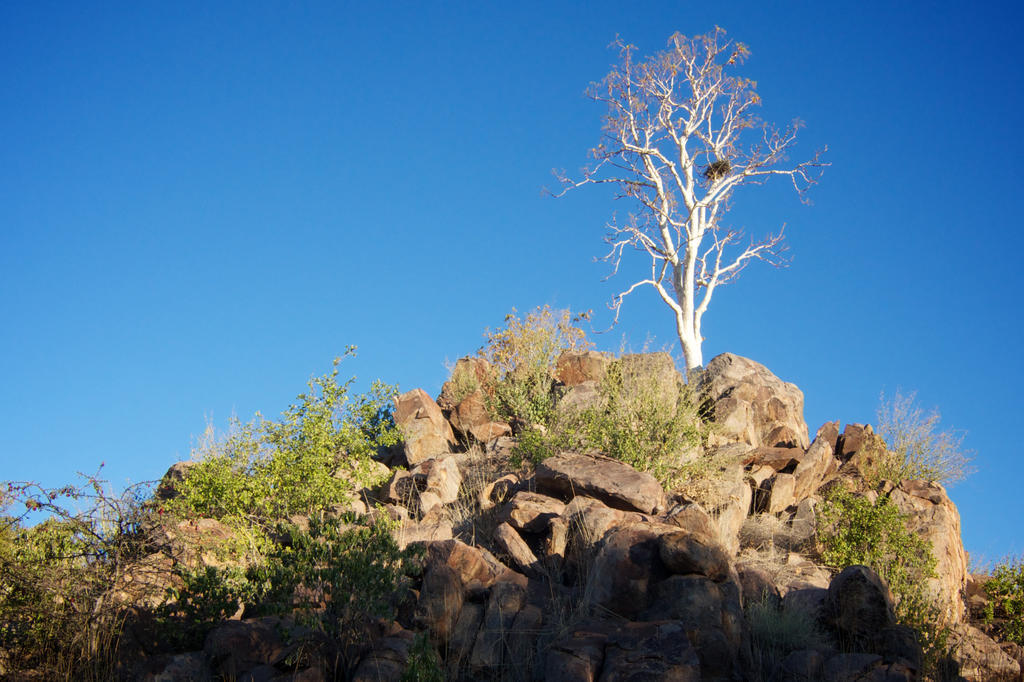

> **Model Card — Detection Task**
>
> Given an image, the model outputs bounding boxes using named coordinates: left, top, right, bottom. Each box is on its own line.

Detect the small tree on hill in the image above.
left=556, top=28, right=826, bottom=370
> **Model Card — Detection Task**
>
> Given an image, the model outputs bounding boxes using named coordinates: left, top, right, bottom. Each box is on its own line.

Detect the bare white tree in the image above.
left=557, top=28, right=827, bottom=370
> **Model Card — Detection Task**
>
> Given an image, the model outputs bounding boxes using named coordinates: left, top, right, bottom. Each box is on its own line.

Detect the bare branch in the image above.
left=554, top=28, right=826, bottom=369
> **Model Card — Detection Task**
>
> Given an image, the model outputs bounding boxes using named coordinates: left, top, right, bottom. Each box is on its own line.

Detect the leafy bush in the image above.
left=876, top=389, right=974, bottom=485
left=984, top=557, right=1024, bottom=645
left=164, top=348, right=398, bottom=533
left=513, top=356, right=708, bottom=486
left=0, top=474, right=153, bottom=679
left=401, top=631, right=444, bottom=681
left=479, top=306, right=591, bottom=425
left=818, top=487, right=949, bottom=665
left=162, top=514, right=419, bottom=669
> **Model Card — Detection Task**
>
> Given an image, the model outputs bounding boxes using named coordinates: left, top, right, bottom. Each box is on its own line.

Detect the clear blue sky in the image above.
left=2, top=1, right=1022, bottom=561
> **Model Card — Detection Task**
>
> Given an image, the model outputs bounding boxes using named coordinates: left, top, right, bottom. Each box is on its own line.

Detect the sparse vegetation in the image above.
left=0, top=473, right=154, bottom=680
left=876, top=389, right=974, bottom=486
left=478, top=306, right=591, bottom=425
left=512, top=355, right=710, bottom=487
left=164, top=348, right=399, bottom=539
left=746, top=592, right=829, bottom=679
left=818, top=486, right=950, bottom=669
left=983, top=556, right=1024, bottom=646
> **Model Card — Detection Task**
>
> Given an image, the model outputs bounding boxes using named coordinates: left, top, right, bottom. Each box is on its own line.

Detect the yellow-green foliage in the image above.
left=0, top=475, right=151, bottom=679
left=479, top=306, right=591, bottom=425
left=819, top=487, right=949, bottom=664
left=164, top=348, right=398, bottom=532
left=984, top=557, right=1024, bottom=645
left=515, top=357, right=707, bottom=486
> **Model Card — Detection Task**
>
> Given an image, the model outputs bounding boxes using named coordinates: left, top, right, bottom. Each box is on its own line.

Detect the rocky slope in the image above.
left=133, top=352, right=1020, bottom=681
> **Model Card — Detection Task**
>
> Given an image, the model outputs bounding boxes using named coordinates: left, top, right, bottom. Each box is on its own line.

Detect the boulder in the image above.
left=889, top=479, right=968, bottom=624
left=204, top=617, right=288, bottom=680
left=544, top=629, right=607, bottom=681
left=449, top=389, right=511, bottom=443
left=600, top=620, right=702, bottom=681
left=766, top=473, right=797, bottom=513
left=394, top=388, right=455, bottom=465
left=394, top=518, right=453, bottom=549
left=412, top=455, right=462, bottom=505
left=824, top=565, right=896, bottom=647
left=791, top=422, right=841, bottom=499
left=414, top=564, right=464, bottom=642
left=699, top=353, right=810, bottom=450
left=493, top=522, right=540, bottom=575
left=560, top=496, right=644, bottom=552
left=587, top=524, right=668, bottom=618
left=351, top=629, right=416, bottom=682
left=135, top=652, right=213, bottom=682
left=498, top=491, right=566, bottom=534
left=949, top=622, right=1022, bottom=680
left=659, top=531, right=731, bottom=582
left=478, top=473, right=522, bottom=511
left=536, top=452, right=665, bottom=514
left=469, top=580, right=527, bottom=672
left=438, top=356, right=492, bottom=412
left=556, top=350, right=612, bottom=386
left=712, top=476, right=753, bottom=556
left=155, top=461, right=197, bottom=500
left=422, top=539, right=504, bottom=590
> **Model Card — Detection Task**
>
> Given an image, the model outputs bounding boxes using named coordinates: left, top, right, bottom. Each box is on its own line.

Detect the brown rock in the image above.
left=438, top=356, right=492, bottom=411
left=664, top=502, right=718, bottom=543
left=699, top=353, right=809, bottom=450
left=423, top=539, right=504, bottom=590
left=204, top=617, right=287, bottom=680
left=767, top=472, right=797, bottom=513
left=469, top=580, right=526, bottom=672
left=587, top=524, right=667, bottom=619
left=561, top=496, right=643, bottom=550
left=351, top=629, right=416, bottom=682
left=478, top=473, right=521, bottom=511
left=600, top=620, right=702, bottom=681
left=536, top=452, right=665, bottom=514
left=556, top=350, right=612, bottom=386
left=949, top=621, right=1022, bottom=680
left=155, top=461, right=196, bottom=500
left=825, top=565, right=896, bottom=647
left=545, top=629, right=607, bottom=681
left=414, top=564, right=464, bottom=642
left=498, top=491, right=566, bottom=534
left=413, top=455, right=462, bottom=505
left=394, top=518, right=453, bottom=549
left=659, top=531, right=731, bottom=581
left=394, top=388, right=455, bottom=465
left=494, top=522, right=540, bottom=575
left=450, top=389, right=511, bottom=443
left=889, top=479, right=968, bottom=624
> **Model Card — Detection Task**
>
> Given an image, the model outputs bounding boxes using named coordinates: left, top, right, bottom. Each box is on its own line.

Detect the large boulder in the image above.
left=587, top=524, right=669, bottom=618
left=438, top=357, right=492, bottom=412
left=824, top=565, right=896, bottom=648
left=556, top=350, right=612, bottom=386
left=888, top=479, right=968, bottom=624
left=699, top=353, right=810, bottom=450
left=449, top=389, right=511, bottom=443
left=536, top=452, right=665, bottom=514
left=394, top=388, right=455, bottom=465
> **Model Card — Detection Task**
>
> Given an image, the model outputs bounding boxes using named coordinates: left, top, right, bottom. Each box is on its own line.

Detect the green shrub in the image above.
left=161, top=514, right=419, bottom=670
left=512, top=356, right=707, bottom=487
left=479, top=306, right=591, bottom=425
left=876, top=389, right=974, bottom=485
left=819, top=487, right=949, bottom=665
left=984, top=557, right=1024, bottom=645
left=0, top=474, right=153, bottom=679
left=401, top=631, right=444, bottom=682
left=164, top=348, right=398, bottom=533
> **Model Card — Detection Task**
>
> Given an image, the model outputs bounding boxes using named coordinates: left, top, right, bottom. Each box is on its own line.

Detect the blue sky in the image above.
left=2, top=1, right=1022, bottom=561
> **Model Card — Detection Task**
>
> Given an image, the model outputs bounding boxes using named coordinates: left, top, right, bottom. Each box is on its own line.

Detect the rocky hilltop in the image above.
left=12, top=352, right=1021, bottom=681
